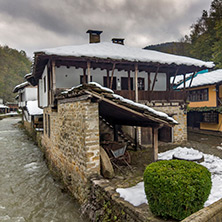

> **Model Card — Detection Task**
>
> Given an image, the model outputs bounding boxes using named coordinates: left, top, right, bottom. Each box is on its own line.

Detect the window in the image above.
left=103, top=77, right=117, bottom=90
left=202, top=112, right=218, bottom=123
left=138, top=78, right=145, bottom=90
left=121, top=77, right=133, bottom=90
left=188, top=88, right=208, bottom=102
left=80, top=75, right=92, bottom=84
left=43, top=76, right=46, bottom=93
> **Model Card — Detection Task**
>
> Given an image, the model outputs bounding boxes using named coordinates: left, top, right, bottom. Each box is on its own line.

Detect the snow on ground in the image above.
left=116, top=147, right=222, bottom=207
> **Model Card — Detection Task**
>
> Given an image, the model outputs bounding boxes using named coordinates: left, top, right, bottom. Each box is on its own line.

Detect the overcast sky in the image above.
left=0, top=0, right=212, bottom=58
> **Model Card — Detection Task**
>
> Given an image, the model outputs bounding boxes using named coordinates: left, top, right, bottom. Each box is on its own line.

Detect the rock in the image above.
left=100, top=146, right=114, bottom=179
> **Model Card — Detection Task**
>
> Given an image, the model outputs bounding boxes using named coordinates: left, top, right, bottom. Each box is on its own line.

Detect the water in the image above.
left=0, top=117, right=86, bottom=222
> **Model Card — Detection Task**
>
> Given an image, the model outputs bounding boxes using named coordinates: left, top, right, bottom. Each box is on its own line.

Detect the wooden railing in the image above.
left=114, top=90, right=187, bottom=102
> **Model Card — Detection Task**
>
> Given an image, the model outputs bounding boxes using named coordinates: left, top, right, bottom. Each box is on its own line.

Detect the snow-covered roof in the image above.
left=26, top=100, right=43, bottom=116
left=178, top=69, right=222, bottom=89
left=0, top=104, right=9, bottom=109
left=36, top=42, right=214, bottom=69
left=13, top=81, right=30, bottom=93
left=61, top=82, right=177, bottom=125
left=24, top=73, right=32, bottom=79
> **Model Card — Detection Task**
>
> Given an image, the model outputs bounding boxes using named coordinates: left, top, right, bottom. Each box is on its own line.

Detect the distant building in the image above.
left=0, top=104, right=9, bottom=114
left=13, top=80, right=43, bottom=131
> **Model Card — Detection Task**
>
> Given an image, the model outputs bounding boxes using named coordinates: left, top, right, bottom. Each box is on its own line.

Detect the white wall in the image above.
left=54, top=66, right=166, bottom=91
left=39, top=66, right=48, bottom=108
left=25, top=87, right=37, bottom=101
left=55, top=66, right=81, bottom=88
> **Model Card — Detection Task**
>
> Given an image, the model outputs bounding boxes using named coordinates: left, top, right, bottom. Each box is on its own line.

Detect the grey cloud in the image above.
left=0, top=0, right=212, bottom=57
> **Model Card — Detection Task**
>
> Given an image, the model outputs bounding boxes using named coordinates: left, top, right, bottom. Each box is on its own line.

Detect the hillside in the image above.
left=0, top=45, right=32, bottom=103
left=144, top=42, right=192, bottom=57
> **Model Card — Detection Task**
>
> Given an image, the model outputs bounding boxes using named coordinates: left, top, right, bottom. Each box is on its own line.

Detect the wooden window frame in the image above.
left=188, top=88, right=209, bottom=102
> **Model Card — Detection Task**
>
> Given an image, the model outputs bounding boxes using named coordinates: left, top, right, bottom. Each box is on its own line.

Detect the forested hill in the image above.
left=0, top=45, right=32, bottom=103
left=145, top=0, right=222, bottom=69
left=144, top=42, right=192, bottom=57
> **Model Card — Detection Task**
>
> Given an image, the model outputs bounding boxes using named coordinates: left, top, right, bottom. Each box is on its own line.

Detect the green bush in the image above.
left=143, top=160, right=212, bottom=220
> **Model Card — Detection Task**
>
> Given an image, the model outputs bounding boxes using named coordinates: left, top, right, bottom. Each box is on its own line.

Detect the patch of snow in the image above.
left=112, top=94, right=177, bottom=124
left=172, top=147, right=203, bottom=160
left=116, top=182, right=148, bottom=206
left=36, top=42, right=214, bottom=68
left=116, top=147, right=222, bottom=208
left=62, top=82, right=114, bottom=94
left=217, top=146, right=222, bottom=151
left=24, top=162, right=40, bottom=171
left=26, top=100, right=43, bottom=116
left=178, top=69, right=222, bottom=89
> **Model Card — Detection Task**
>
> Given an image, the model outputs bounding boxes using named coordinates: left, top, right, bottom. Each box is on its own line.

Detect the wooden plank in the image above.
left=128, top=71, right=131, bottom=91
left=135, top=64, right=138, bottom=102
left=152, top=127, right=159, bottom=162
left=113, top=124, right=118, bottom=141
left=183, top=73, right=186, bottom=90
left=110, top=63, right=116, bottom=89
left=87, top=61, right=91, bottom=83
left=171, top=68, right=179, bottom=89
left=83, top=68, right=86, bottom=84
left=107, top=70, right=110, bottom=87
left=147, top=72, right=151, bottom=91
left=151, top=66, right=160, bottom=91
left=188, top=71, right=196, bottom=88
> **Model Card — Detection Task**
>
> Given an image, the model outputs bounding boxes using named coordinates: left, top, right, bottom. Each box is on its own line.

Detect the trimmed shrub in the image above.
left=143, top=160, right=212, bottom=220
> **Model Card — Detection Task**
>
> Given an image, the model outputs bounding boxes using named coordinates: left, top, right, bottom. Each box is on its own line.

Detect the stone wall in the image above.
left=41, top=98, right=100, bottom=203
left=182, top=198, right=222, bottom=222
left=148, top=102, right=187, bottom=143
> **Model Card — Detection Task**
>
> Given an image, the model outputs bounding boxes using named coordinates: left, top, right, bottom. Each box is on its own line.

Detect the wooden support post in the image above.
left=106, top=70, right=110, bottom=87
left=152, top=124, right=164, bottom=162
left=110, top=63, right=116, bottom=89
left=152, top=127, right=159, bottom=162
left=183, top=73, right=186, bottom=90
left=113, top=124, right=118, bottom=142
left=51, top=60, right=56, bottom=106
left=135, top=64, right=138, bottom=102
left=128, top=71, right=131, bottom=90
left=87, top=61, right=91, bottom=83
left=166, top=72, right=170, bottom=91
left=83, top=68, right=87, bottom=84
left=52, top=60, right=56, bottom=91
left=151, top=66, right=159, bottom=92
left=134, top=126, right=138, bottom=151
left=147, top=72, right=151, bottom=91
left=171, top=68, right=179, bottom=89
left=188, top=71, right=196, bottom=88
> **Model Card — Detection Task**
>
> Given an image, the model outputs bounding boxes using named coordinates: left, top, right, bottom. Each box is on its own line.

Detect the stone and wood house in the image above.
left=178, top=69, right=222, bottom=132
left=26, top=30, right=214, bottom=203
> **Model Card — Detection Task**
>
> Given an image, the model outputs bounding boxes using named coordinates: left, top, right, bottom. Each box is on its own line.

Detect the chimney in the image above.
left=112, top=38, right=124, bottom=45
left=86, top=30, right=103, bottom=43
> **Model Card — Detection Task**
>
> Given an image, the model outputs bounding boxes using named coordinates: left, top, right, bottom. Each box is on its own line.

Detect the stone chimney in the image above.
left=112, top=38, right=124, bottom=45
left=86, top=30, right=103, bottom=43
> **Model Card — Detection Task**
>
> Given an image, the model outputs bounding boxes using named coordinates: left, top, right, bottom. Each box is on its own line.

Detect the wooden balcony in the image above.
left=114, top=90, right=187, bottom=103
